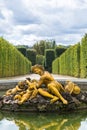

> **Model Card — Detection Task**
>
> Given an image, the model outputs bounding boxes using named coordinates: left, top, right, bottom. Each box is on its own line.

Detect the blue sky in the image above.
left=0, top=0, right=87, bottom=46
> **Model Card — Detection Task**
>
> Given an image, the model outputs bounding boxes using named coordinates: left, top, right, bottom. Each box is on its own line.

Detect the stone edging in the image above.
left=0, top=79, right=87, bottom=91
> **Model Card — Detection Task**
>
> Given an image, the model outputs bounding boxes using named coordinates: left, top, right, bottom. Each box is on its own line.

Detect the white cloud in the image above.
left=0, top=0, right=87, bottom=46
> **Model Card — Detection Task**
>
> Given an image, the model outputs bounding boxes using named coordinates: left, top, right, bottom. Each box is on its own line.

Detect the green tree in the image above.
left=33, top=40, right=56, bottom=55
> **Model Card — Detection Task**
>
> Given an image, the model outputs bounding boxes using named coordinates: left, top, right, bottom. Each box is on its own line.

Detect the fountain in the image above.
left=0, top=65, right=87, bottom=112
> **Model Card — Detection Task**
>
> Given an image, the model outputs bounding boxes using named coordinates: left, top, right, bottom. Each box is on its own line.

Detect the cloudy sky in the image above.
left=0, top=0, right=87, bottom=46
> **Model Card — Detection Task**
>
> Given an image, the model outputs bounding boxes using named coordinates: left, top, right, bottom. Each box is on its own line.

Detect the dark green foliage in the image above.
left=0, top=37, right=31, bottom=77
left=36, top=55, right=45, bottom=66
left=26, top=49, right=36, bottom=65
left=45, top=49, right=55, bottom=72
left=17, top=47, right=27, bottom=57
left=55, top=46, right=67, bottom=57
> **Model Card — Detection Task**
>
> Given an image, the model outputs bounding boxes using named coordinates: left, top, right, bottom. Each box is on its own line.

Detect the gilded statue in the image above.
left=65, top=80, right=80, bottom=94
left=31, top=64, right=68, bottom=104
left=4, top=64, right=81, bottom=105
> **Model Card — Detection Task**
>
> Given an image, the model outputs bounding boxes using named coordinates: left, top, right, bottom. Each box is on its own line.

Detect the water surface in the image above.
left=0, top=91, right=87, bottom=130
left=0, top=109, right=87, bottom=130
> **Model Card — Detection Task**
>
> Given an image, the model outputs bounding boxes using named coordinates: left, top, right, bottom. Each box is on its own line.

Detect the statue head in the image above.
left=31, top=64, right=44, bottom=75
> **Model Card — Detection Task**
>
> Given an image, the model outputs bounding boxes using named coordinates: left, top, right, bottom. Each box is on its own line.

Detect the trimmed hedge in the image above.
left=45, top=49, right=55, bottom=72
left=52, top=57, right=59, bottom=74
left=52, top=42, right=80, bottom=77
left=36, top=55, right=45, bottom=66
left=26, top=49, right=36, bottom=66
left=80, top=35, right=87, bottom=78
left=0, top=37, right=31, bottom=77
left=72, top=43, right=80, bottom=77
left=52, top=33, right=87, bottom=78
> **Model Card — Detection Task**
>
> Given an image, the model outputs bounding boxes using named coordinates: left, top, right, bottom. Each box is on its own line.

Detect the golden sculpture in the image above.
left=5, top=85, right=22, bottom=96
left=31, top=64, right=68, bottom=104
left=65, top=80, right=80, bottom=94
left=4, top=64, right=81, bottom=105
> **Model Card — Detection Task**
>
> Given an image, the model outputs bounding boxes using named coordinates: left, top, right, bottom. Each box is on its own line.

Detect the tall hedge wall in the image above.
left=0, top=37, right=31, bottom=77
left=52, top=57, right=59, bottom=74
left=26, top=49, right=36, bottom=66
left=52, top=34, right=87, bottom=78
left=59, top=44, right=80, bottom=77
left=52, top=42, right=80, bottom=77
left=45, top=49, right=55, bottom=72
left=80, top=35, right=87, bottom=78
left=72, top=43, right=80, bottom=77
